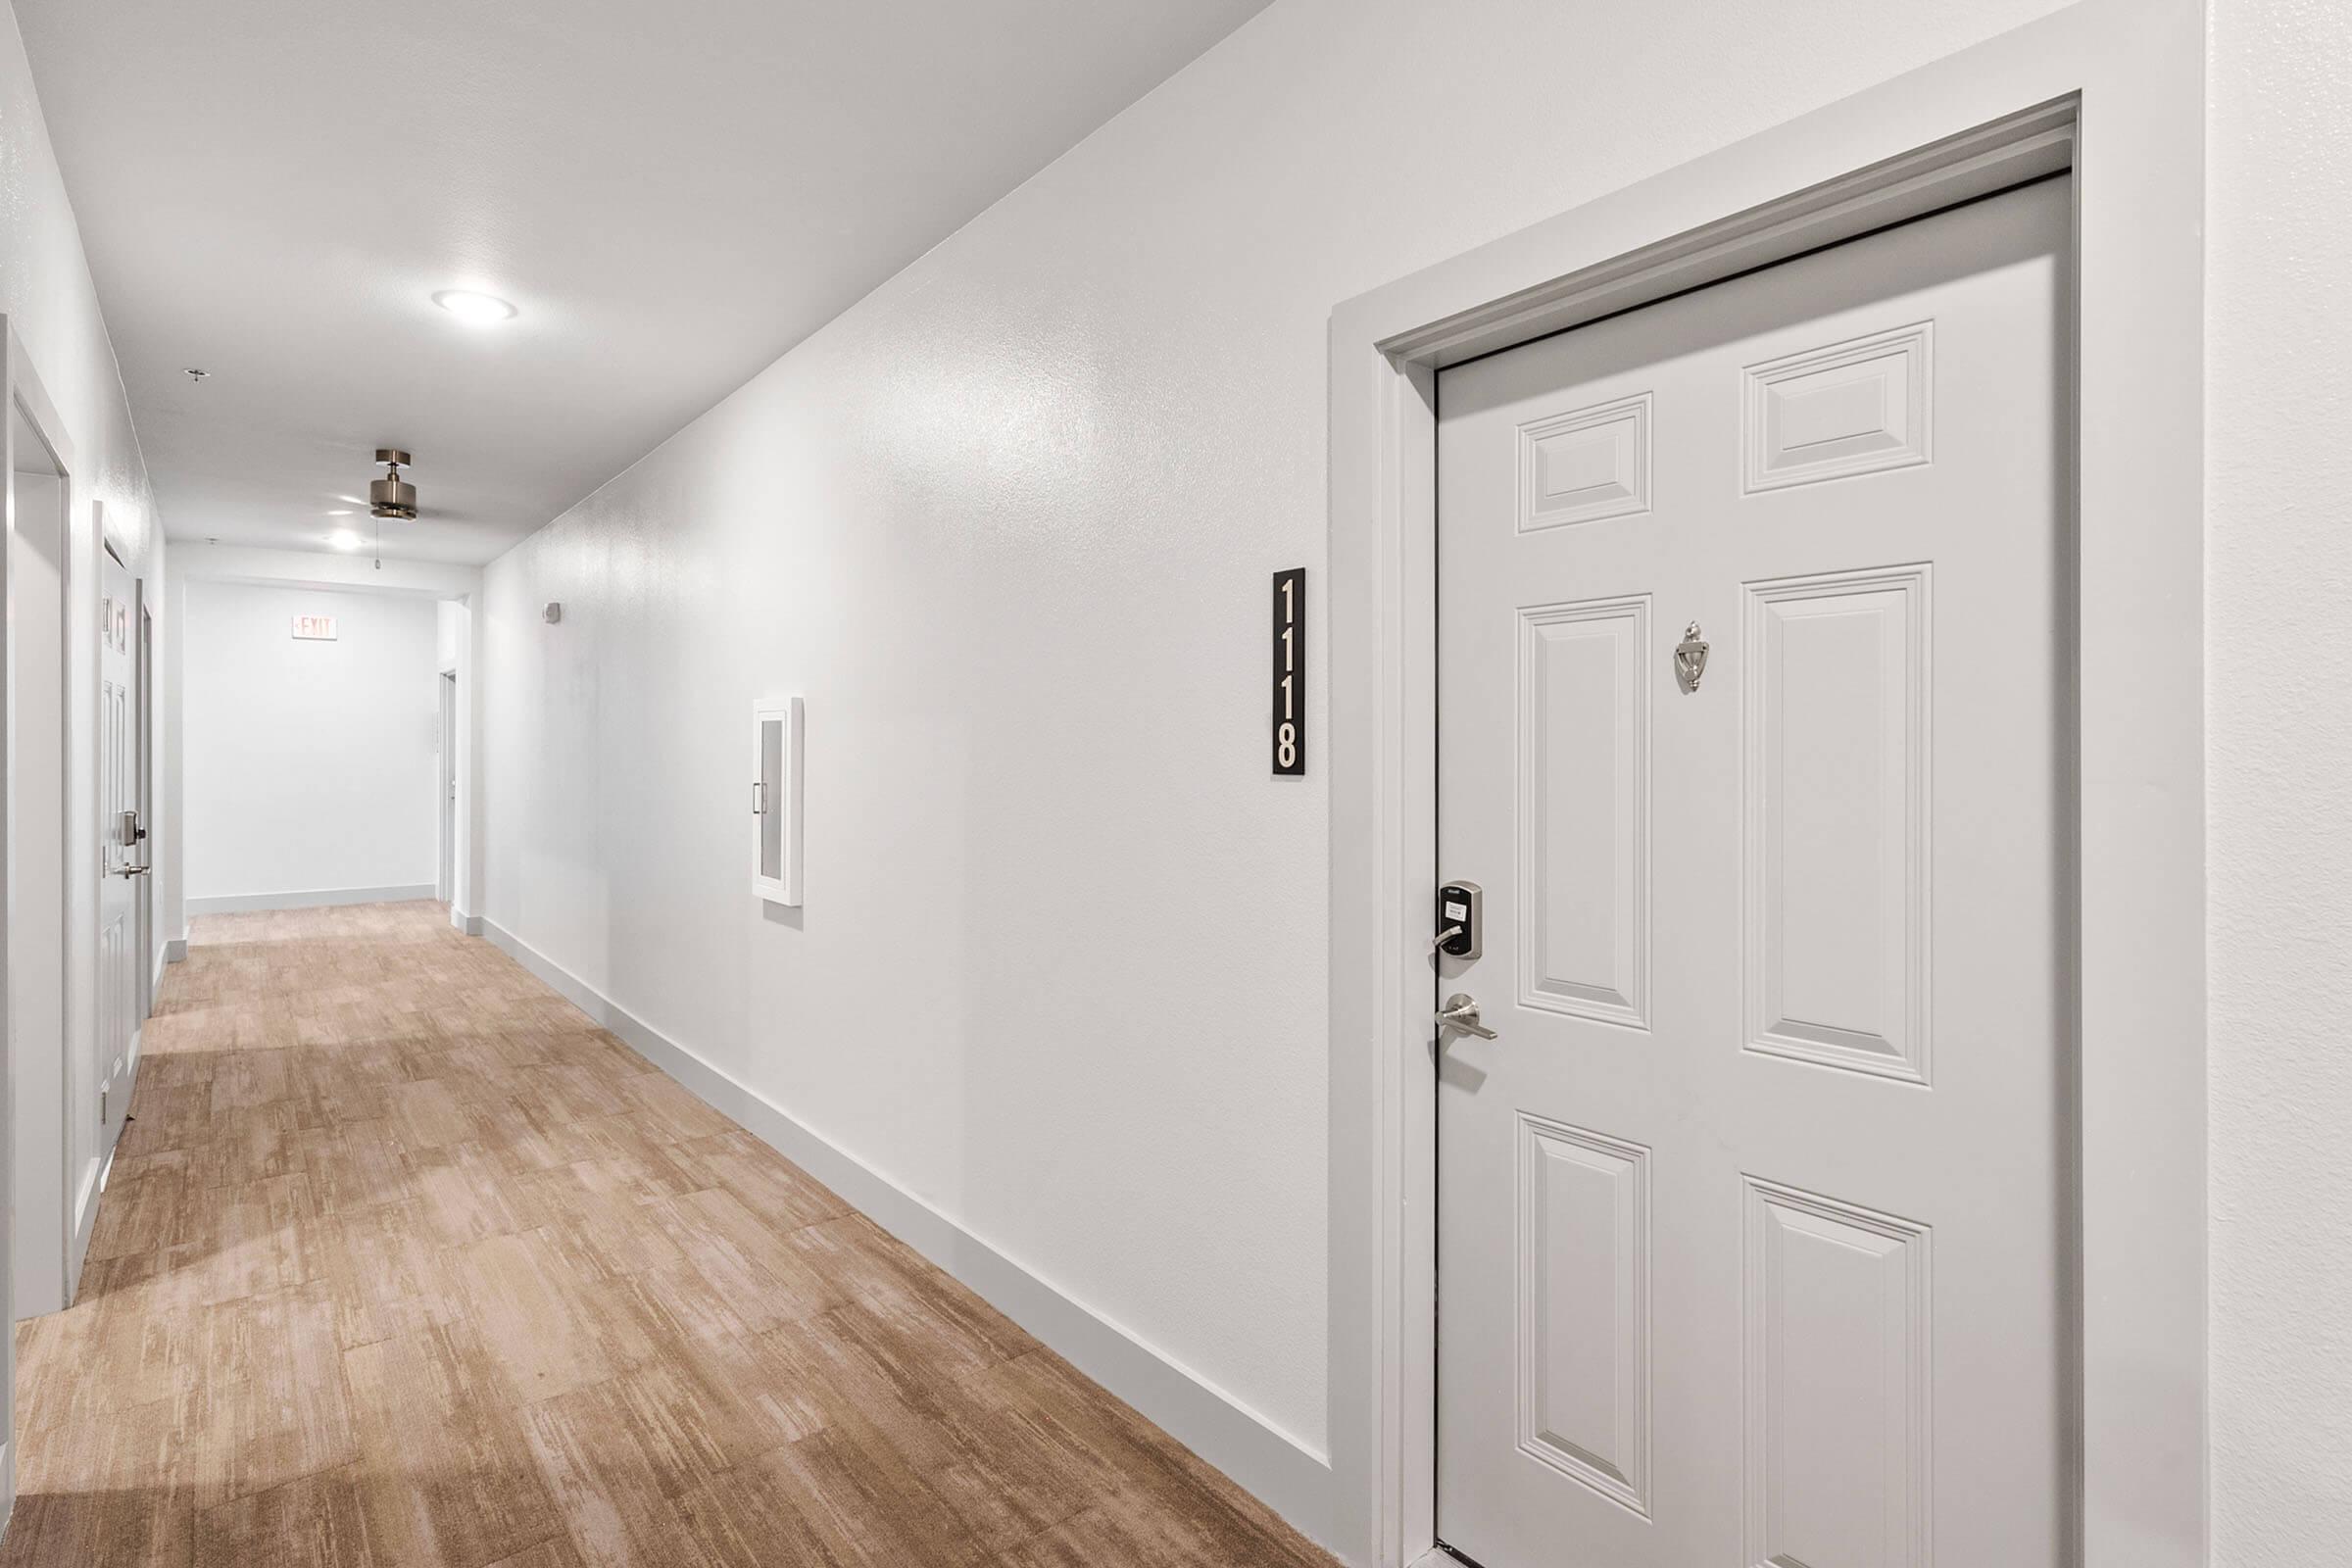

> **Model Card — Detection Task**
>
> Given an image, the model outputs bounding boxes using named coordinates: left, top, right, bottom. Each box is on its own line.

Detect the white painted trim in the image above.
left=74, top=1138, right=125, bottom=1308
left=4, top=318, right=87, bottom=1341
left=163, top=937, right=187, bottom=963
left=750, top=695, right=804, bottom=907
left=185, top=883, right=438, bottom=916
left=476, top=915, right=1336, bottom=1546
left=435, top=669, right=456, bottom=906
left=67, top=1127, right=107, bottom=1298
left=1326, top=4, right=2205, bottom=1565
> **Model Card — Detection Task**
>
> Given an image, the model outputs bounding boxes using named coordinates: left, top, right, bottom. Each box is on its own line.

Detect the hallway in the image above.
left=1, top=904, right=1331, bottom=1568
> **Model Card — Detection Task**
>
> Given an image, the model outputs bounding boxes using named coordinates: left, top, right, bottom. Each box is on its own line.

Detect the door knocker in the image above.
left=1674, top=621, right=1709, bottom=694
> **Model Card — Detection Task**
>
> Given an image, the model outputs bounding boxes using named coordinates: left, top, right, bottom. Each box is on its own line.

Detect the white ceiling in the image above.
left=17, top=0, right=1270, bottom=564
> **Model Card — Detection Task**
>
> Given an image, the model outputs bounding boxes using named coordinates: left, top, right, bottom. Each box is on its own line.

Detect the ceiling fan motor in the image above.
left=369, top=449, right=416, bottom=519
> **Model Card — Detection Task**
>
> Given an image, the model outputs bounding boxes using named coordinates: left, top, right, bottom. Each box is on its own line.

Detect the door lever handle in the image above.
left=1436, top=993, right=1497, bottom=1041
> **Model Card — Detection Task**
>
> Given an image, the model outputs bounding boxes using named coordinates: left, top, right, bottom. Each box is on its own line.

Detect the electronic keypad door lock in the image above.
left=1435, top=881, right=1482, bottom=960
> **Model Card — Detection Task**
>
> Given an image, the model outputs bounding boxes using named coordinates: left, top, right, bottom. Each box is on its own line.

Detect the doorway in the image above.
left=8, top=391, right=73, bottom=1322
left=1432, top=177, right=2072, bottom=1566
left=1328, top=29, right=2206, bottom=1564
left=437, top=667, right=458, bottom=906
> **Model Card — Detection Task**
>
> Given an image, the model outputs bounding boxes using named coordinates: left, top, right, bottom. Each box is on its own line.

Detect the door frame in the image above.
left=3, top=317, right=86, bottom=1511
left=437, top=666, right=458, bottom=905
left=7, top=324, right=83, bottom=1314
left=1324, top=3, right=2205, bottom=1564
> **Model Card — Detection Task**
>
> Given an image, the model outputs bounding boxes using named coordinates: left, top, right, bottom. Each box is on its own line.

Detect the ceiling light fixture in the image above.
left=327, top=528, right=363, bottom=551
left=432, top=289, right=516, bottom=325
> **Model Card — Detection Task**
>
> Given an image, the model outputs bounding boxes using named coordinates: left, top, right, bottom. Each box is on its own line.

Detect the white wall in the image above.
left=435, top=599, right=462, bottom=669
left=182, top=580, right=441, bottom=906
left=2207, top=0, right=2352, bottom=1559
left=475, top=0, right=2352, bottom=1555
left=0, top=0, right=164, bottom=1508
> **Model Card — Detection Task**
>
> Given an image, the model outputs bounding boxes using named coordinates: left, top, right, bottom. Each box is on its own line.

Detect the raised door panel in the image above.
left=1518, top=392, right=1652, bottom=530
left=1743, top=566, right=1931, bottom=1083
left=1518, top=596, right=1649, bottom=1029
left=1743, top=322, right=1932, bottom=492
left=1517, top=1114, right=1649, bottom=1516
left=1743, top=1177, right=1932, bottom=1568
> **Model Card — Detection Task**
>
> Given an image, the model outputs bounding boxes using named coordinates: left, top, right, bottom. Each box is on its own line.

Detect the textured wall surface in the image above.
left=479, top=0, right=2080, bottom=1462
left=0, top=12, right=154, bottom=564
left=0, top=0, right=162, bottom=1490
left=2207, top=0, right=2352, bottom=1558
left=2, top=1, right=166, bottom=971
left=181, top=580, right=441, bottom=900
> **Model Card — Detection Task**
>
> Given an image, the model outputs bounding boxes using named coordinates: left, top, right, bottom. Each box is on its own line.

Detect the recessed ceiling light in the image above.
left=327, top=528, right=364, bottom=551
left=432, top=289, right=516, bottom=325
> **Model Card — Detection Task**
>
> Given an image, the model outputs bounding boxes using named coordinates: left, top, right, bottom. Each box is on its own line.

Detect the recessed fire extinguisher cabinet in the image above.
left=752, top=695, right=803, bottom=906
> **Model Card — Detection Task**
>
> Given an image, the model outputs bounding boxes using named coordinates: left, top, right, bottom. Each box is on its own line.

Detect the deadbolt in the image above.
left=1435, top=881, right=1483, bottom=959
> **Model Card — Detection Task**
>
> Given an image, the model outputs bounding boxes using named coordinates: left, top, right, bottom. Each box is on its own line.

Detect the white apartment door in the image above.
left=97, top=548, right=139, bottom=1160
left=137, top=599, right=156, bottom=1023
left=1434, top=176, right=2070, bottom=1567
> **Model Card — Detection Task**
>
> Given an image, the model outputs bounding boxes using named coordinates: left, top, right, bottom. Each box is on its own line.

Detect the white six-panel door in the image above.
left=92, top=548, right=138, bottom=1218
left=1435, top=176, right=2070, bottom=1567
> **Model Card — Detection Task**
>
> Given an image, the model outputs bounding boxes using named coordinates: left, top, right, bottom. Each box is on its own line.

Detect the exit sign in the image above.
left=291, top=614, right=338, bottom=641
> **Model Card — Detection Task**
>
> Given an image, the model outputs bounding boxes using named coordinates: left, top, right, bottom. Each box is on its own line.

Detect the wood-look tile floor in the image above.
left=4, top=902, right=1332, bottom=1568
